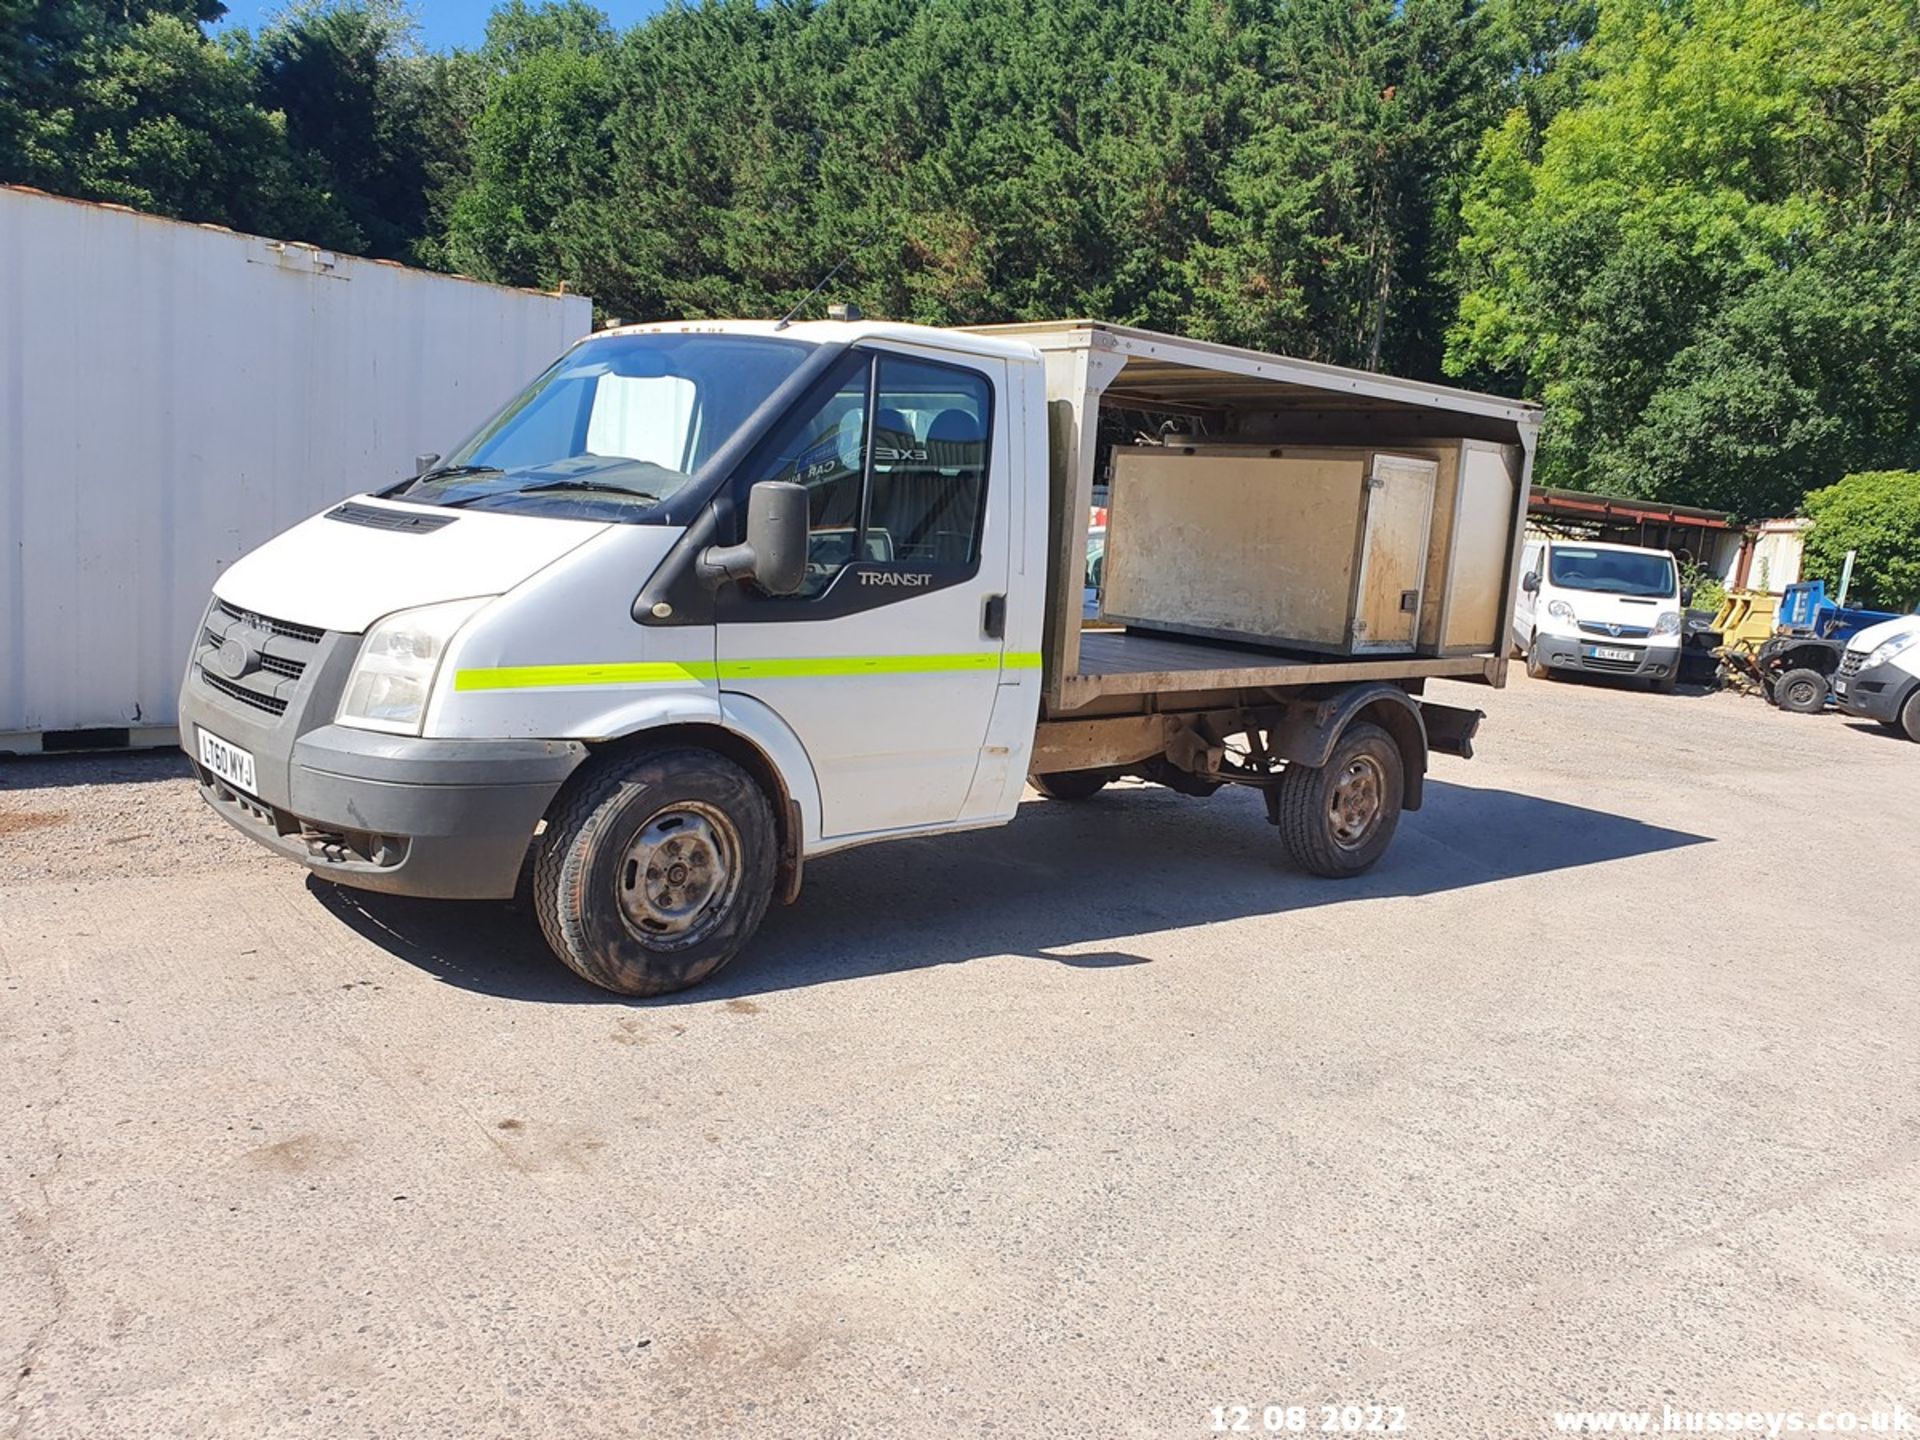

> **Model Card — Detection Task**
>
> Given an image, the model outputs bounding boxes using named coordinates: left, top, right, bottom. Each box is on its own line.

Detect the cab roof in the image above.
left=593, top=317, right=1042, bottom=365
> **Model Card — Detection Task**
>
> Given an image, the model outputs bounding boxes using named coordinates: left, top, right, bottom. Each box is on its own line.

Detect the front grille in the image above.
left=214, top=600, right=323, bottom=645
left=201, top=670, right=289, bottom=715
left=1578, top=620, right=1653, bottom=638
left=1584, top=651, right=1644, bottom=673
left=1839, top=650, right=1865, bottom=679
left=197, top=599, right=326, bottom=718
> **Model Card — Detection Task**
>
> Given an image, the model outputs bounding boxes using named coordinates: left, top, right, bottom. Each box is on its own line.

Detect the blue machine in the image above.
left=1774, top=580, right=1901, bottom=641
left=1746, top=581, right=1907, bottom=713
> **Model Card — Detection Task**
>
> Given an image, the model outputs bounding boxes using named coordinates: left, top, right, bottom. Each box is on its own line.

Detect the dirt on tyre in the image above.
left=1031, top=770, right=1109, bottom=801
left=1276, top=721, right=1405, bottom=878
left=533, top=746, right=777, bottom=996
left=1773, top=667, right=1828, bottom=715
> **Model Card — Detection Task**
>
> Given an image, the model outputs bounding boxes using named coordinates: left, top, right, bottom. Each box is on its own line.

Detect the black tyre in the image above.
left=1525, top=633, right=1552, bottom=680
left=1031, top=770, right=1110, bottom=801
left=1773, top=667, right=1828, bottom=715
left=1902, top=689, right=1920, bottom=743
left=1276, top=721, right=1405, bottom=878
left=532, top=747, right=777, bottom=996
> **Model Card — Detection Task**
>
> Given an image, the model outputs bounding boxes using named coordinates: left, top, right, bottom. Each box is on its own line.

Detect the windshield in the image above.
left=396, top=333, right=814, bottom=518
left=1549, top=546, right=1676, bottom=598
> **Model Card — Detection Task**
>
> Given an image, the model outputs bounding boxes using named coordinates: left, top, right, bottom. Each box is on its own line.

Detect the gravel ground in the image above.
left=2, top=674, right=1917, bottom=1439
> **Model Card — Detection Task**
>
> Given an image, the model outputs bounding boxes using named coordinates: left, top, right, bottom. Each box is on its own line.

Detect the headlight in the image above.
left=1654, top=611, right=1681, bottom=635
left=337, top=597, right=494, bottom=735
left=1864, top=630, right=1919, bottom=671
left=1547, top=600, right=1576, bottom=620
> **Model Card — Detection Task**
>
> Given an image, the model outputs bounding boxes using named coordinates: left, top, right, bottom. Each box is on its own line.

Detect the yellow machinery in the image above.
left=1710, top=591, right=1781, bottom=693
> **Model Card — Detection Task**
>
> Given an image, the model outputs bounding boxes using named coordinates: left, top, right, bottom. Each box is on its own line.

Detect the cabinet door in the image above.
left=1353, top=456, right=1438, bottom=653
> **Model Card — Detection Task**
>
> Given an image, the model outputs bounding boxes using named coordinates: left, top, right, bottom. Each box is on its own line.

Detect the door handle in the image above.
left=982, top=593, right=1007, bottom=640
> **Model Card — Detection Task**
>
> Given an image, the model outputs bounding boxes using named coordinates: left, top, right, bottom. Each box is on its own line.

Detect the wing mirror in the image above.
left=702, top=481, right=809, bottom=595
left=1681, top=586, right=1695, bottom=607
left=1522, top=571, right=1540, bottom=594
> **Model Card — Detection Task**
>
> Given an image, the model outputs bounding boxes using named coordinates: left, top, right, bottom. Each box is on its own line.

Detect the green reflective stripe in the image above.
left=719, top=652, right=1000, bottom=680
left=455, top=661, right=715, bottom=691
left=455, top=650, right=1042, bottom=692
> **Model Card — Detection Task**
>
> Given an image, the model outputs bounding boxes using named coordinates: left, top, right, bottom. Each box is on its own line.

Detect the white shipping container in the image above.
left=0, top=184, right=593, bottom=747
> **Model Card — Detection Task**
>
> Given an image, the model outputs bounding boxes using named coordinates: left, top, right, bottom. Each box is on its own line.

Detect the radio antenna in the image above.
left=774, top=252, right=858, bottom=330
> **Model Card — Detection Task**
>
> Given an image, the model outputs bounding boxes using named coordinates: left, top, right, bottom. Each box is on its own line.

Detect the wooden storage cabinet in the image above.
left=1100, top=447, right=1440, bottom=656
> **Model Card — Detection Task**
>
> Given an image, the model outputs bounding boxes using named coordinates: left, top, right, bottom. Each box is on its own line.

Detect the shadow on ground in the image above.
left=0, top=748, right=190, bottom=789
left=313, top=778, right=1710, bottom=1004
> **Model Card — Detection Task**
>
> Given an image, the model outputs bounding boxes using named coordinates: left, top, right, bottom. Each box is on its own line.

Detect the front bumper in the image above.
left=1834, top=658, right=1915, bottom=725
left=181, top=657, right=585, bottom=899
left=1535, top=631, right=1679, bottom=680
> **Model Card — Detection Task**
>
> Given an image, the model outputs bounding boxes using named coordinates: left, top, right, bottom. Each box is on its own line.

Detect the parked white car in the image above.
left=1833, top=614, right=1920, bottom=741
left=1511, top=539, right=1684, bottom=690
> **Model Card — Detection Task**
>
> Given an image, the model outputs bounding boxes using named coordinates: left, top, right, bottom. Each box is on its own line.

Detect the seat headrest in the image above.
left=927, top=408, right=983, bottom=445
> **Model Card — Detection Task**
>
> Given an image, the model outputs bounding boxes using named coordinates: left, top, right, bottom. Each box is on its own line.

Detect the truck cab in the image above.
left=1834, top=614, right=1920, bottom=740
left=182, top=319, right=1538, bottom=996
left=1512, top=538, right=1684, bottom=689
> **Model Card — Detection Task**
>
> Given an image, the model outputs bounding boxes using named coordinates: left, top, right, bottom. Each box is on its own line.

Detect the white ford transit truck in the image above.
left=180, top=319, right=1540, bottom=995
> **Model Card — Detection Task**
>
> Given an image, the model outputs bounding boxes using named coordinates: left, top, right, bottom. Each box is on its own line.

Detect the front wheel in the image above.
left=1276, top=721, right=1405, bottom=878
left=1525, top=634, right=1552, bottom=680
left=1773, top=667, right=1828, bottom=715
left=1902, top=689, right=1920, bottom=743
left=533, top=747, right=777, bottom=996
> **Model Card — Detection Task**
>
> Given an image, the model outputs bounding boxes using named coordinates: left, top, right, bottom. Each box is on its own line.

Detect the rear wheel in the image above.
left=533, top=747, right=777, bottom=996
left=1030, top=770, right=1110, bottom=801
left=1773, top=667, right=1828, bottom=715
left=1276, top=721, right=1405, bottom=878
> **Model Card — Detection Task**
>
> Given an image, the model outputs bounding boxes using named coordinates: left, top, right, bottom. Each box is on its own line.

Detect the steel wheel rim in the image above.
left=1328, top=753, right=1386, bottom=850
left=1786, top=678, right=1819, bottom=707
left=617, top=802, right=741, bottom=949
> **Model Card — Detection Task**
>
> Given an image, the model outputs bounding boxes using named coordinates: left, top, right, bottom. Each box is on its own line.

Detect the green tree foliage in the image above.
left=1448, top=0, right=1920, bottom=516
left=8, top=0, right=1920, bottom=525
left=440, top=0, right=1592, bottom=373
left=0, top=0, right=340, bottom=236
left=1803, top=471, right=1920, bottom=613
left=251, top=1, right=472, bottom=258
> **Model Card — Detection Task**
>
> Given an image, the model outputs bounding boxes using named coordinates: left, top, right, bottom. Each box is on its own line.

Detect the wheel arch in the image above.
left=1267, top=682, right=1428, bottom=812
left=580, top=702, right=820, bottom=905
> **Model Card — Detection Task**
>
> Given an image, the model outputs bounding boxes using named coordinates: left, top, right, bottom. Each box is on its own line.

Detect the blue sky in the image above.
left=214, top=0, right=671, bottom=51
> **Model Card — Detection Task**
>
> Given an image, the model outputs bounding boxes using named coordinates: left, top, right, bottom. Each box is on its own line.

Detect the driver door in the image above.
left=715, top=345, right=1011, bottom=839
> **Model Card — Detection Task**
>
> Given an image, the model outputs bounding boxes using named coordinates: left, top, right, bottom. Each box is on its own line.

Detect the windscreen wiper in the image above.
left=513, top=478, right=662, bottom=502
left=416, top=464, right=504, bottom=485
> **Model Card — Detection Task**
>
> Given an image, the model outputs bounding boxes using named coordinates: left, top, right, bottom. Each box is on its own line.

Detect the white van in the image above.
left=1833, top=614, right=1920, bottom=740
left=177, top=319, right=1536, bottom=996
left=1511, top=539, right=1684, bottom=690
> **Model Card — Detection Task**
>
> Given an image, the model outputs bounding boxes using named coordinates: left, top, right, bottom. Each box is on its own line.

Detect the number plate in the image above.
left=1589, top=646, right=1635, bottom=663
left=1833, top=679, right=1848, bottom=697
left=197, top=727, right=257, bottom=796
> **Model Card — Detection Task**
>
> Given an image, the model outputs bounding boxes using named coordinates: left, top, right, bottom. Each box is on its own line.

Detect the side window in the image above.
left=742, top=350, right=994, bottom=604
left=867, top=356, right=990, bottom=568
left=753, top=369, right=872, bottom=598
